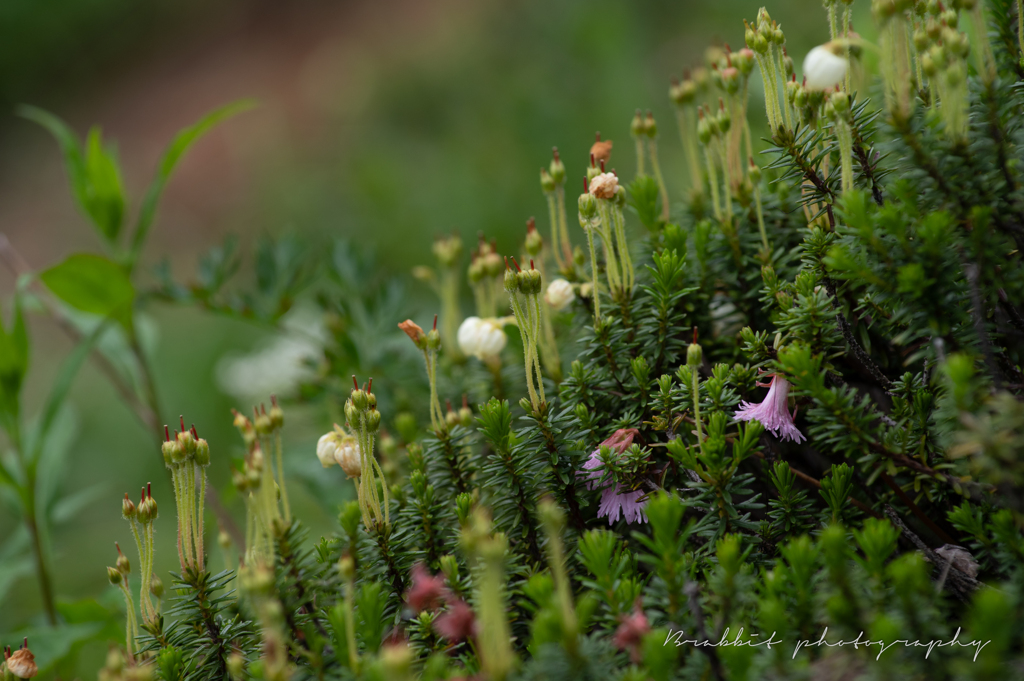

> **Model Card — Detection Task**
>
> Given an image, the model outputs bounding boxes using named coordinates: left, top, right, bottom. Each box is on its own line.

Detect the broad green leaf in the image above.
left=129, top=100, right=256, bottom=269
left=83, top=127, right=125, bottom=242
left=19, top=107, right=126, bottom=245
left=40, top=254, right=135, bottom=327
left=0, top=297, right=29, bottom=420
left=17, top=106, right=89, bottom=214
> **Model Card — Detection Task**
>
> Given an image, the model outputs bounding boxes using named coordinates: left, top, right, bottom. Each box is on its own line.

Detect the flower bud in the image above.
left=177, top=428, right=196, bottom=456
left=749, top=160, right=762, bottom=184
left=545, top=278, right=575, bottom=311
left=503, top=266, right=520, bottom=293
left=433, top=235, right=463, bottom=268
left=734, top=48, right=755, bottom=75
left=697, top=114, right=712, bottom=144
left=540, top=168, right=556, bottom=193
left=338, top=555, right=356, bottom=580
left=150, top=574, right=164, bottom=599
left=687, top=342, right=703, bottom=367
left=142, top=496, right=158, bottom=523
left=122, top=494, right=136, bottom=521
left=425, top=327, right=441, bottom=351
left=254, top=411, right=272, bottom=436
left=351, top=389, right=369, bottom=412
left=644, top=111, right=657, bottom=137
left=458, top=317, right=508, bottom=360
left=630, top=109, right=645, bottom=137
left=268, top=400, right=284, bottom=429
left=445, top=409, right=460, bottom=430
left=195, top=438, right=210, bottom=467
left=117, top=553, right=130, bottom=576
left=218, top=529, right=232, bottom=550
left=161, top=440, right=179, bottom=466
left=549, top=150, right=566, bottom=185
left=107, top=566, right=122, bottom=585
left=721, top=67, right=740, bottom=94
left=577, top=192, right=599, bottom=221
left=232, top=468, right=248, bottom=492
left=458, top=405, right=473, bottom=428
left=717, top=101, right=731, bottom=133
left=525, top=227, right=543, bottom=256
left=365, top=410, right=381, bottom=433
left=518, top=269, right=543, bottom=295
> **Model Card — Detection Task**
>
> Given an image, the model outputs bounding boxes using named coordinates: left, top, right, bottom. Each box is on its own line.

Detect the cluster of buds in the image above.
left=121, top=482, right=160, bottom=631
left=3, top=639, right=37, bottom=680
left=503, top=256, right=546, bottom=411
left=914, top=0, right=971, bottom=138
left=467, top=235, right=505, bottom=318
left=745, top=8, right=790, bottom=132
left=872, top=0, right=918, bottom=122
left=413, top=233, right=464, bottom=360
left=398, top=316, right=446, bottom=432
left=669, top=68, right=710, bottom=198
left=443, top=395, right=475, bottom=432
left=231, top=407, right=283, bottom=565
left=578, top=165, right=633, bottom=317
left=108, top=543, right=139, bottom=662
left=162, top=418, right=210, bottom=573
left=630, top=110, right=670, bottom=220
left=345, top=376, right=390, bottom=530
left=539, top=148, right=574, bottom=271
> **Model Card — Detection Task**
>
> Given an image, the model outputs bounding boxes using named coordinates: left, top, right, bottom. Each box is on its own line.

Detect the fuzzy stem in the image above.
left=648, top=138, right=671, bottom=221
left=546, top=192, right=565, bottom=271
left=611, top=204, right=634, bottom=292
left=634, top=137, right=646, bottom=176
left=703, top=143, right=723, bottom=221
left=196, top=469, right=207, bottom=571
left=273, top=433, right=290, bottom=523
left=584, top=227, right=601, bottom=322
left=754, top=183, right=770, bottom=254
left=691, top=367, right=704, bottom=454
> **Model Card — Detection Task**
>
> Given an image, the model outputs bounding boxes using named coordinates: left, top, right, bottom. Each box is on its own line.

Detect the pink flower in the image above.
left=733, top=375, right=805, bottom=443
left=433, top=597, right=476, bottom=642
left=598, top=486, right=649, bottom=525
left=405, top=563, right=447, bottom=612
left=613, top=602, right=651, bottom=663
left=578, top=428, right=649, bottom=525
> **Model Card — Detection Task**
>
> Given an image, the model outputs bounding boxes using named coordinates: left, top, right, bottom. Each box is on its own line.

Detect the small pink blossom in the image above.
left=405, top=563, right=447, bottom=612
left=733, top=375, right=805, bottom=443
left=598, top=486, right=649, bottom=525
left=578, top=428, right=649, bottom=525
left=613, top=602, right=651, bottom=663
left=433, top=597, right=476, bottom=642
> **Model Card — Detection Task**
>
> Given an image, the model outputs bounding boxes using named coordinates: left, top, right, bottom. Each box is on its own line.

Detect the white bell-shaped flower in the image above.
left=545, top=278, right=575, bottom=311
left=457, top=316, right=507, bottom=360
left=803, top=43, right=847, bottom=91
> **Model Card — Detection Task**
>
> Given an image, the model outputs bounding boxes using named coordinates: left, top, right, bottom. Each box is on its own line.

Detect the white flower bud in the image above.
left=316, top=431, right=340, bottom=468
left=545, top=278, right=575, bottom=311
left=334, top=441, right=362, bottom=479
left=803, top=43, right=848, bottom=90
left=458, top=316, right=507, bottom=360
left=588, top=172, right=619, bottom=199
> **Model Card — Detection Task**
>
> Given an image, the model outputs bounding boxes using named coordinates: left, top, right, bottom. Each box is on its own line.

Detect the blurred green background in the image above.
left=0, top=0, right=835, bottom=675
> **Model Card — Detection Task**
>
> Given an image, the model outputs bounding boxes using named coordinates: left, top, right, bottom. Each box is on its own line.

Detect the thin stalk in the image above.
left=753, top=184, right=770, bottom=254
left=704, top=144, right=723, bottom=221
left=647, top=138, right=671, bottom=221
left=585, top=228, right=602, bottom=321
left=556, top=187, right=572, bottom=266
left=546, top=193, right=565, bottom=271
left=273, top=432, right=290, bottom=523
left=691, top=367, right=704, bottom=454
left=197, top=469, right=207, bottom=571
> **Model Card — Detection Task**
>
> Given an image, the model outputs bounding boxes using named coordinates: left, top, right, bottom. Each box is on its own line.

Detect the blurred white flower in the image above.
left=216, top=308, right=324, bottom=401
left=803, top=43, right=847, bottom=90
left=457, top=316, right=507, bottom=360
left=316, top=427, right=362, bottom=478
left=545, top=278, right=575, bottom=311
left=316, top=431, right=341, bottom=468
